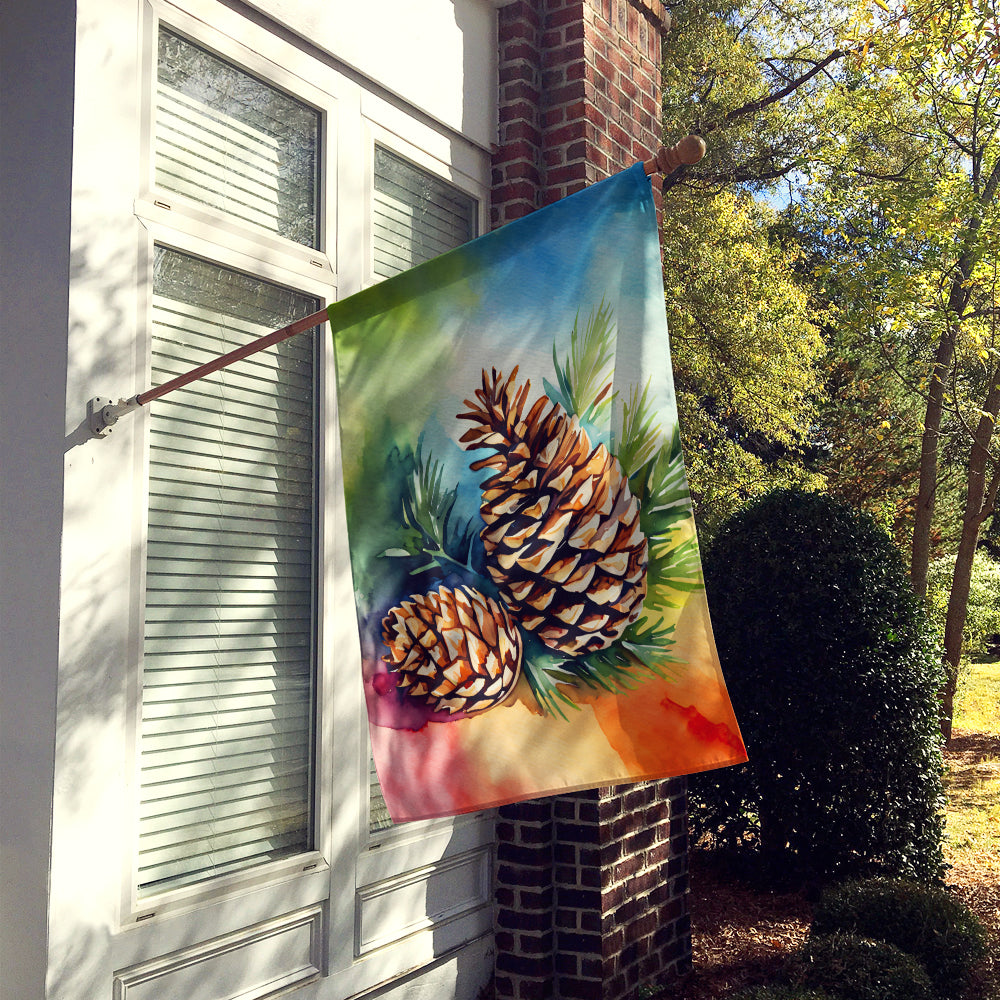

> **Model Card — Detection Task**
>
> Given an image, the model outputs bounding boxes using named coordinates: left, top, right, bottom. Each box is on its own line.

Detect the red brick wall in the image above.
left=490, top=4, right=691, bottom=998
left=494, top=783, right=690, bottom=1000
left=492, top=0, right=667, bottom=227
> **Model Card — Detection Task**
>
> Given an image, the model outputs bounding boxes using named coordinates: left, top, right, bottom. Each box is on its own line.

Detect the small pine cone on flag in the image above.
left=458, top=367, right=648, bottom=656
left=381, top=584, right=523, bottom=715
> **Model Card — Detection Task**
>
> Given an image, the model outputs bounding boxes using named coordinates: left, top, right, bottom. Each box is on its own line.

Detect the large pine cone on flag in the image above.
left=381, top=584, right=522, bottom=715
left=458, top=367, right=648, bottom=655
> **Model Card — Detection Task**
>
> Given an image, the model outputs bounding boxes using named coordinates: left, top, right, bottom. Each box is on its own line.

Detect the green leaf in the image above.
left=646, top=535, right=706, bottom=610
left=615, top=379, right=662, bottom=474
left=547, top=300, right=617, bottom=424
left=394, top=439, right=479, bottom=576
left=519, top=637, right=582, bottom=720
left=518, top=615, right=682, bottom=716
left=629, top=424, right=693, bottom=543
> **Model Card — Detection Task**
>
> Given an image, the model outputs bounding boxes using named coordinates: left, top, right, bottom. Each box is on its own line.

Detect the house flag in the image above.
left=329, top=163, right=746, bottom=822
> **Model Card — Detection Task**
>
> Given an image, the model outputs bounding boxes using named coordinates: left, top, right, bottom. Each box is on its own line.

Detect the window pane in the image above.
left=156, top=28, right=320, bottom=248
left=372, top=146, right=477, bottom=279
left=369, top=149, right=477, bottom=832
left=138, top=247, right=318, bottom=895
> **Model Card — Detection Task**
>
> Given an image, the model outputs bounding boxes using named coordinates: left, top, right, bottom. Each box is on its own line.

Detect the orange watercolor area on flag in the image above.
left=584, top=592, right=746, bottom=775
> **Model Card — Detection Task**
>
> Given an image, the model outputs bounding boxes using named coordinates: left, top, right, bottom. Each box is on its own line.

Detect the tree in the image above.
left=782, top=205, right=969, bottom=549
left=815, top=344, right=925, bottom=542
left=927, top=548, right=1000, bottom=658
left=660, top=0, right=1000, bottom=735
left=661, top=0, right=853, bottom=194
left=662, top=189, right=825, bottom=533
left=801, top=0, right=1000, bottom=736
left=659, top=1, right=841, bottom=533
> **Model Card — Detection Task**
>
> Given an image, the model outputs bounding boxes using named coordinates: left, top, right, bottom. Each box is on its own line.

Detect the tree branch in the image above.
left=663, top=161, right=800, bottom=193
left=704, top=49, right=847, bottom=133
left=852, top=165, right=918, bottom=183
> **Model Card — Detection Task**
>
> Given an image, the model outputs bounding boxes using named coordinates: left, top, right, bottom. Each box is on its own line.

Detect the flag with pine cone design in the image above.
left=331, top=163, right=746, bottom=822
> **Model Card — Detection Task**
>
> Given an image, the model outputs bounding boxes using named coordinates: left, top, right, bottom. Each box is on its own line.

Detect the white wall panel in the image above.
left=242, top=0, right=498, bottom=151
left=356, top=849, right=490, bottom=955
left=113, top=906, right=323, bottom=1000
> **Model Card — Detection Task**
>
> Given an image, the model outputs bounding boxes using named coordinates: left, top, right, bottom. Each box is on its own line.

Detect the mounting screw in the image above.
left=87, top=396, right=117, bottom=437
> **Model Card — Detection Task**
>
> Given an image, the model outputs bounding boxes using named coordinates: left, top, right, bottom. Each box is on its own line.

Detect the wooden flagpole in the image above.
left=88, top=136, right=705, bottom=437
left=136, top=308, right=329, bottom=406
left=87, top=308, right=329, bottom=436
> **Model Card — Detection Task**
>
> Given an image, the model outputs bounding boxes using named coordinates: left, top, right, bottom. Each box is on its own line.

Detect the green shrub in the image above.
left=792, top=933, right=934, bottom=1000
left=691, top=489, right=946, bottom=882
left=811, top=878, right=988, bottom=998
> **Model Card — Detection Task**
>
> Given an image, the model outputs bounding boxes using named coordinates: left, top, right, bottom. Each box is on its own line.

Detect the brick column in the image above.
left=491, top=3, right=692, bottom=999
left=550, top=782, right=691, bottom=998
left=492, top=1, right=544, bottom=227
left=495, top=799, right=556, bottom=1000
left=494, top=781, right=690, bottom=1000
left=492, top=0, right=668, bottom=226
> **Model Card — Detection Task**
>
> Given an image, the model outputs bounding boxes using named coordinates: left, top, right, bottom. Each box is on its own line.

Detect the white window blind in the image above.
left=368, top=148, right=477, bottom=832
left=138, top=248, right=319, bottom=895
left=156, top=27, right=320, bottom=248
left=372, top=146, right=477, bottom=279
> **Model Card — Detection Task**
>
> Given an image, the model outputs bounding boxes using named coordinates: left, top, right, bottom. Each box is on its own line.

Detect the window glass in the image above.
left=368, top=148, right=477, bottom=833
left=156, top=28, right=320, bottom=248
left=138, top=246, right=318, bottom=895
left=372, top=146, right=477, bottom=279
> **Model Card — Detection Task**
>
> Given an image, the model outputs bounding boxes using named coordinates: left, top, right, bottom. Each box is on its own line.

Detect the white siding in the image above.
left=241, top=0, right=498, bottom=152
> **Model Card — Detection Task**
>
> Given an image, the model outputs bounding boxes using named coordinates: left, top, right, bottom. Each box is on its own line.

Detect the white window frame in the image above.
left=360, top=118, right=489, bottom=846
left=122, top=224, right=338, bottom=924
left=361, top=117, right=487, bottom=292
left=111, top=0, right=497, bottom=991
left=329, top=91, right=497, bottom=999
left=123, top=0, right=340, bottom=933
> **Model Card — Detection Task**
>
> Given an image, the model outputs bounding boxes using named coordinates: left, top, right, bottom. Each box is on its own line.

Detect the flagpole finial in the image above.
left=643, top=135, right=706, bottom=176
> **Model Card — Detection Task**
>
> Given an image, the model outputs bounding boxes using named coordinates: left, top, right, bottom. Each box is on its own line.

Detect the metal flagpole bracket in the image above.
left=88, top=395, right=140, bottom=438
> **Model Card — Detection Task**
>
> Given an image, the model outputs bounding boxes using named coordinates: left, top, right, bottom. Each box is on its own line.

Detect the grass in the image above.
left=943, top=659, right=1000, bottom=1000
left=955, top=659, right=1000, bottom=732
left=946, top=660, right=1000, bottom=868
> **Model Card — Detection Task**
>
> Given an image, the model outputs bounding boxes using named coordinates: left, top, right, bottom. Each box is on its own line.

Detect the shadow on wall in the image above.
left=45, top=204, right=152, bottom=997
left=429, top=824, right=496, bottom=1000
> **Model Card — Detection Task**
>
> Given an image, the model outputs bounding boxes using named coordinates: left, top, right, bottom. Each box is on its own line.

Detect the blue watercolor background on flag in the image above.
left=329, top=163, right=745, bottom=822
